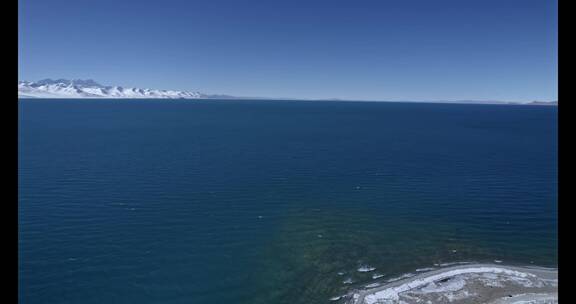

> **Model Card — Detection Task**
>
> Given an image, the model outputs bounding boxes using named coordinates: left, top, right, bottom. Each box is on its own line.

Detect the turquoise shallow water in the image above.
left=18, top=99, right=557, bottom=304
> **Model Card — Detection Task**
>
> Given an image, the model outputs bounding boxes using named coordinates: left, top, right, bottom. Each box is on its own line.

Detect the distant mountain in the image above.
left=18, top=79, right=557, bottom=105
left=18, top=79, right=228, bottom=99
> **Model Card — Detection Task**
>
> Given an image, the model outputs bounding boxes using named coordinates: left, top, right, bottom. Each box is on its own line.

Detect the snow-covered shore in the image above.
left=337, top=264, right=557, bottom=304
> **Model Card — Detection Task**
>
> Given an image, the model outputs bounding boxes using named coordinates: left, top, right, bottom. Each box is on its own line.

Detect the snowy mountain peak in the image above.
left=34, top=79, right=104, bottom=87
left=18, top=79, right=209, bottom=99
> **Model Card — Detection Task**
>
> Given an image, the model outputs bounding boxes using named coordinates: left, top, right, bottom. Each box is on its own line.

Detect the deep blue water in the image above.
left=18, top=99, right=557, bottom=304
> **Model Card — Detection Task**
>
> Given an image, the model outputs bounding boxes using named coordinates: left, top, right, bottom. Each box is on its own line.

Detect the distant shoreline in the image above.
left=17, top=97, right=558, bottom=106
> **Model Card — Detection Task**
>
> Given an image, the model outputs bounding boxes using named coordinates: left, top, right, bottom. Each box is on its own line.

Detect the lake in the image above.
left=18, top=99, right=557, bottom=304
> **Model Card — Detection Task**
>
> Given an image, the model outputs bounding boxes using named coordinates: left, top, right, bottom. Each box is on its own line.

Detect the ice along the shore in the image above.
left=338, top=264, right=557, bottom=304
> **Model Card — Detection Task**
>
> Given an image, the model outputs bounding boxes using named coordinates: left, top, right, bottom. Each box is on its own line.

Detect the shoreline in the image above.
left=342, top=264, right=557, bottom=304
left=17, top=97, right=557, bottom=106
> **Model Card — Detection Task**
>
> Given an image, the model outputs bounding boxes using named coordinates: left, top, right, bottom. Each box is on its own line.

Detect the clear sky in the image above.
left=18, top=0, right=557, bottom=101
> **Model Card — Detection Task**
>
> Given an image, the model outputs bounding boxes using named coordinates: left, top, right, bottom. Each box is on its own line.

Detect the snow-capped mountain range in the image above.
left=18, top=79, right=224, bottom=99
left=18, top=79, right=557, bottom=105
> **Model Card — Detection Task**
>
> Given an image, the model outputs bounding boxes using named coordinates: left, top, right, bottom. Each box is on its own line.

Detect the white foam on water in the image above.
left=358, top=265, right=376, bottom=272
left=372, top=273, right=385, bottom=279
left=438, top=262, right=472, bottom=267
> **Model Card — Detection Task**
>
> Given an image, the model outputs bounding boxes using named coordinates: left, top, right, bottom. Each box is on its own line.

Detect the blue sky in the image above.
left=18, top=0, right=557, bottom=101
